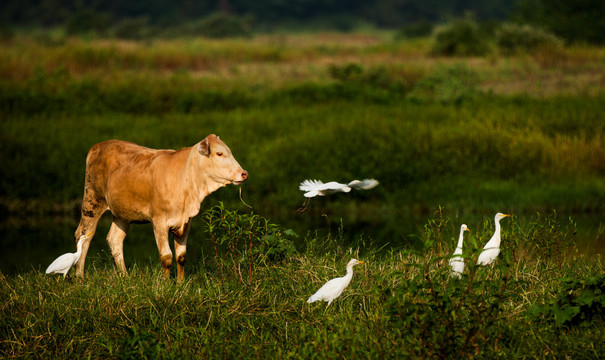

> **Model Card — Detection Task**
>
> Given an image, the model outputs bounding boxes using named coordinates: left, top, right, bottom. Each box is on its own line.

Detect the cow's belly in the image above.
left=105, top=189, right=152, bottom=222
left=108, top=202, right=151, bottom=222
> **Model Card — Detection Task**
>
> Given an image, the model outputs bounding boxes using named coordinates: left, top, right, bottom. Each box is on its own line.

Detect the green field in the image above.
left=1, top=32, right=604, bottom=358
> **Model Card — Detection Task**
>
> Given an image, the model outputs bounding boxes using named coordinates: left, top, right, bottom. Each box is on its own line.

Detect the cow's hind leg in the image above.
left=174, top=221, right=191, bottom=282
left=74, top=195, right=107, bottom=276
left=153, top=223, right=173, bottom=279
left=107, top=216, right=130, bottom=274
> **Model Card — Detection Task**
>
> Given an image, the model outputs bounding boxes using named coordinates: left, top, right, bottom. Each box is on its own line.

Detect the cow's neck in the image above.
left=183, top=147, right=224, bottom=207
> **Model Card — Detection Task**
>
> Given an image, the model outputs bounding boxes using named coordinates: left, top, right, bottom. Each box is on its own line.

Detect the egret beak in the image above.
left=84, top=232, right=94, bottom=238
left=503, top=214, right=511, bottom=217
left=358, top=261, right=366, bottom=265
left=466, top=228, right=471, bottom=232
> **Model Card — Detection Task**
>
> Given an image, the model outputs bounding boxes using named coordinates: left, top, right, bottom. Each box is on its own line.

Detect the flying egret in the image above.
left=298, top=178, right=379, bottom=211
left=477, top=213, right=511, bottom=266
left=449, top=224, right=470, bottom=278
left=307, top=258, right=365, bottom=306
left=45, top=232, right=93, bottom=277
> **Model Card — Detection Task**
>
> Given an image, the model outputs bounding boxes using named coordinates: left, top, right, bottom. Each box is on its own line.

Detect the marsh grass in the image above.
left=1, top=211, right=603, bottom=359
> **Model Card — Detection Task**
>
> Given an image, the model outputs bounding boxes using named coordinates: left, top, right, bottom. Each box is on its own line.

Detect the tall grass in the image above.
left=1, top=211, right=603, bottom=358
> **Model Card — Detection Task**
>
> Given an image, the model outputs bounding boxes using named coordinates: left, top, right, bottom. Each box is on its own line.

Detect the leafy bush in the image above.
left=432, top=15, right=491, bottom=56
left=521, top=211, right=577, bottom=264
left=387, top=213, right=514, bottom=357
left=202, top=203, right=297, bottom=285
left=530, top=274, right=605, bottom=327
left=496, top=23, right=563, bottom=55
left=388, top=270, right=511, bottom=357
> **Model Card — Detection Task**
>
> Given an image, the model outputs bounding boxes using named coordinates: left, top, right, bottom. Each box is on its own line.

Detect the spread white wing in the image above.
left=348, top=179, right=379, bottom=190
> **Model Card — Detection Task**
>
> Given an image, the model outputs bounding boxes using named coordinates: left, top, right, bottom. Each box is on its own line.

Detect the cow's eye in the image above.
left=216, top=152, right=223, bottom=157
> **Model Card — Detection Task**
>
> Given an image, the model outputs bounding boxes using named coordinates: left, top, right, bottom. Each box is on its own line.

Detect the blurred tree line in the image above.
left=1, top=0, right=604, bottom=43
left=2, top=0, right=512, bottom=28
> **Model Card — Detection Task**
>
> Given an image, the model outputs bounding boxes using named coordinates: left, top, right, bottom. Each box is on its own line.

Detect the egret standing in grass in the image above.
left=298, top=179, right=379, bottom=211
left=450, top=224, right=470, bottom=278
left=46, top=232, right=93, bottom=277
left=307, top=258, right=365, bottom=306
left=477, top=213, right=511, bottom=266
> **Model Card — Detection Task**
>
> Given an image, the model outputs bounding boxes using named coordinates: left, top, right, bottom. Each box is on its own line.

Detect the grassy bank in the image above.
left=1, top=210, right=603, bottom=358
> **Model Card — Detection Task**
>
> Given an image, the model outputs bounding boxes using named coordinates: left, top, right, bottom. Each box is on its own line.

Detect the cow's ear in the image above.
left=197, top=138, right=210, bottom=156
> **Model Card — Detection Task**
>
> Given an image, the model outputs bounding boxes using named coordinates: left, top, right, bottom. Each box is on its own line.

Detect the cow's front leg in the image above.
left=174, top=221, right=191, bottom=282
left=153, top=222, right=173, bottom=279
left=107, top=216, right=130, bottom=274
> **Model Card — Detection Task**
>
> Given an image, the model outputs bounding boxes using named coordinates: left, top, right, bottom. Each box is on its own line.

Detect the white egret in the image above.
left=307, top=258, right=365, bottom=306
left=477, top=213, right=511, bottom=266
left=45, top=232, right=93, bottom=277
left=449, top=224, right=470, bottom=278
left=298, top=179, right=379, bottom=210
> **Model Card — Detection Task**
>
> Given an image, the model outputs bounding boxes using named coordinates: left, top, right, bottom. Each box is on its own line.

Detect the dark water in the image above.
left=1, top=209, right=603, bottom=276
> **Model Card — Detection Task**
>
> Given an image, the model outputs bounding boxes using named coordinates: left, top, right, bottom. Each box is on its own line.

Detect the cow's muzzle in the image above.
left=233, top=170, right=248, bottom=185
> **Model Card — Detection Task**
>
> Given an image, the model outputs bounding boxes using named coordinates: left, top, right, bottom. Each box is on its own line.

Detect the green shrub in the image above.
left=496, top=23, right=563, bottom=55
left=521, top=211, right=577, bottom=264
left=202, top=203, right=297, bottom=284
left=388, top=218, right=514, bottom=357
left=530, top=274, right=605, bottom=327
left=432, top=16, right=491, bottom=56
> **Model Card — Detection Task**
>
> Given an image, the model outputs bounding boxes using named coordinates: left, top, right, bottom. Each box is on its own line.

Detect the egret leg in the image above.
left=296, top=198, right=311, bottom=213
left=74, top=195, right=107, bottom=276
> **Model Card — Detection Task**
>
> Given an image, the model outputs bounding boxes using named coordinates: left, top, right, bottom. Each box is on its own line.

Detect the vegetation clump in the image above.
left=432, top=16, right=491, bottom=56
left=496, top=23, right=563, bottom=55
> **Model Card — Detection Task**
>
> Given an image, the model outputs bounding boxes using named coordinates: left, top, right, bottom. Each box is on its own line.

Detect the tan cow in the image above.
left=73, top=134, right=247, bottom=281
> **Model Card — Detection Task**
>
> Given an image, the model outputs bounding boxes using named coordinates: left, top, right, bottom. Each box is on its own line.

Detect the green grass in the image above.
left=1, top=210, right=603, bottom=358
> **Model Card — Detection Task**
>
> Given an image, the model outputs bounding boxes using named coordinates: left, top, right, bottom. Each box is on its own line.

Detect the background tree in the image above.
left=514, top=0, right=605, bottom=44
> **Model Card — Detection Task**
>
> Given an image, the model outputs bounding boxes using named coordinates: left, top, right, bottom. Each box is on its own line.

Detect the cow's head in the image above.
left=197, top=134, right=248, bottom=186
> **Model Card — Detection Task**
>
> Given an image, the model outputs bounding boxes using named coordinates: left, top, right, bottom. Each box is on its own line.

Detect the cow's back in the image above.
left=84, top=140, right=177, bottom=220
left=86, top=140, right=149, bottom=187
